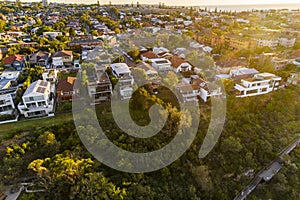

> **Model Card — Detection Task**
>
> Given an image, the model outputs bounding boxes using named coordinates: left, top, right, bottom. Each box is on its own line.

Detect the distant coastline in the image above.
left=196, top=3, right=300, bottom=12
left=11, top=1, right=300, bottom=12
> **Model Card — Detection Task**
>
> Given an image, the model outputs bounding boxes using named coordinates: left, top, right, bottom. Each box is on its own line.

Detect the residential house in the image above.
left=259, top=53, right=289, bottom=70
left=52, top=57, right=64, bottom=68
left=2, top=55, right=26, bottom=70
left=8, top=41, right=38, bottom=49
left=69, top=36, right=103, bottom=49
left=149, top=58, right=172, bottom=72
left=42, top=69, right=58, bottom=83
left=190, top=75, right=222, bottom=102
left=111, top=63, right=134, bottom=100
left=28, top=51, right=51, bottom=68
left=287, top=72, right=300, bottom=85
left=136, top=62, right=160, bottom=83
left=229, top=67, right=259, bottom=81
left=57, top=77, right=79, bottom=102
left=0, top=71, right=20, bottom=121
left=169, top=56, right=192, bottom=73
left=18, top=80, right=54, bottom=118
left=87, top=70, right=112, bottom=104
left=0, top=92, right=17, bottom=119
left=176, top=81, right=200, bottom=103
left=140, top=51, right=158, bottom=62
left=52, top=50, right=73, bottom=68
left=153, top=47, right=170, bottom=57
left=234, top=73, right=281, bottom=98
left=271, top=57, right=289, bottom=71
left=103, top=35, right=117, bottom=46
left=83, top=47, right=111, bottom=65
left=42, top=31, right=63, bottom=39
left=0, top=48, right=8, bottom=61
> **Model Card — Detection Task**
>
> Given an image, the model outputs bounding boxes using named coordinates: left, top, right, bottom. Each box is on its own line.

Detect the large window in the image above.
left=0, top=105, right=13, bottom=112
left=37, top=101, right=46, bottom=107
left=26, top=102, right=36, bottom=108
left=24, top=95, right=45, bottom=102
left=0, top=100, right=7, bottom=105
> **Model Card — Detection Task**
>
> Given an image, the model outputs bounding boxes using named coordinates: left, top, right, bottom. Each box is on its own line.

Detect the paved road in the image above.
left=234, top=136, right=300, bottom=200
left=4, top=185, right=24, bottom=200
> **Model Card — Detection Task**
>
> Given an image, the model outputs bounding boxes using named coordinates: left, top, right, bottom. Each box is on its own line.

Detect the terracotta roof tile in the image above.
left=57, top=77, right=77, bottom=92
left=140, top=51, right=158, bottom=59
left=53, top=50, right=73, bottom=58
left=170, top=56, right=186, bottom=68
left=2, top=54, right=25, bottom=65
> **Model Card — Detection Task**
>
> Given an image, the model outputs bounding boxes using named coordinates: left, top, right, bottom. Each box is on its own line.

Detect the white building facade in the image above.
left=234, top=73, right=281, bottom=98
left=18, top=80, right=54, bottom=118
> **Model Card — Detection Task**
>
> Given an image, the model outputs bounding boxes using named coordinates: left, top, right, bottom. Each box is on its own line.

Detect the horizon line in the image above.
left=4, top=1, right=300, bottom=6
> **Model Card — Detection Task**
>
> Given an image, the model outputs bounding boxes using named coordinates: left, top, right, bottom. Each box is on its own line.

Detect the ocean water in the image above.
left=198, top=4, right=300, bottom=12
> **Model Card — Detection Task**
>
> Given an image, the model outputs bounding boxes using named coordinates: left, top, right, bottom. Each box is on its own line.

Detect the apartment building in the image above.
left=224, top=34, right=256, bottom=50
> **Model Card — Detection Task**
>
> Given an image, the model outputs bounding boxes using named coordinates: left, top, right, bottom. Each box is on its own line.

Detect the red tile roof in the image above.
left=57, top=77, right=77, bottom=92
left=140, top=51, right=158, bottom=59
left=293, top=50, right=300, bottom=58
left=53, top=50, right=73, bottom=58
left=2, top=54, right=25, bottom=65
left=169, top=56, right=186, bottom=68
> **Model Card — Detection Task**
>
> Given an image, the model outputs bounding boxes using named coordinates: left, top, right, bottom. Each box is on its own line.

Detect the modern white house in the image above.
left=0, top=93, right=15, bottom=115
left=18, top=80, right=54, bottom=118
left=0, top=71, right=20, bottom=123
left=149, top=58, right=172, bottom=72
left=176, top=81, right=200, bottom=103
left=110, top=63, right=134, bottom=100
left=42, top=69, right=58, bottom=84
left=189, top=75, right=222, bottom=102
left=234, top=73, right=281, bottom=98
left=52, top=57, right=64, bottom=68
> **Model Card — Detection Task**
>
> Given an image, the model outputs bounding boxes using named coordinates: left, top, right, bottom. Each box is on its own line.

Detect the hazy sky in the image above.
left=23, top=0, right=300, bottom=6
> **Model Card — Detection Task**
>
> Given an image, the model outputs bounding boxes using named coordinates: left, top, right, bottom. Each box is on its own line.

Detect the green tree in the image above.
left=70, top=172, right=127, bottom=200
left=28, top=153, right=94, bottom=190
left=163, top=71, right=179, bottom=89
left=131, top=67, right=147, bottom=85
left=37, top=131, right=61, bottom=157
left=69, top=27, right=76, bottom=37
left=0, top=19, right=6, bottom=32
